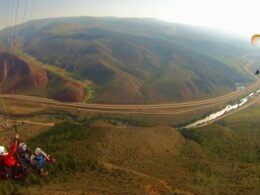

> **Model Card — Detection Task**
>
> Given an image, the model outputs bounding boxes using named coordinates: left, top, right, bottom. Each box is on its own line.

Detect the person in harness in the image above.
left=33, top=148, right=50, bottom=177
left=0, top=135, right=55, bottom=180
left=0, top=136, right=27, bottom=180
left=16, top=142, right=33, bottom=167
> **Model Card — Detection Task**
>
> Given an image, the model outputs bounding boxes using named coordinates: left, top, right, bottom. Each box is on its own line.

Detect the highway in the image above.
left=0, top=58, right=259, bottom=115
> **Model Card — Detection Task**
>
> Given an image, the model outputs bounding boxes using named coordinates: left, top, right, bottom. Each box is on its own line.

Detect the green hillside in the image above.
left=1, top=100, right=260, bottom=194
left=0, top=17, right=255, bottom=103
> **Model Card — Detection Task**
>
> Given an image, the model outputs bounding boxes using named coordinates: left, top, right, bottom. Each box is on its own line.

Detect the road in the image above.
left=0, top=58, right=259, bottom=115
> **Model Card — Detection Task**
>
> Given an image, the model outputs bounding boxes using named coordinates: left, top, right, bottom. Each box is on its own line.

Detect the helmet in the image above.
left=19, top=143, right=27, bottom=151
left=35, top=148, right=42, bottom=155
left=0, top=146, right=8, bottom=156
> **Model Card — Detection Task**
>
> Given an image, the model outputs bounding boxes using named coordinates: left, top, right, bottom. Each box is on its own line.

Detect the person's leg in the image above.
left=14, top=163, right=29, bottom=180
left=12, top=164, right=20, bottom=179
left=0, top=165, right=9, bottom=179
left=39, top=168, right=48, bottom=176
left=37, top=158, right=48, bottom=176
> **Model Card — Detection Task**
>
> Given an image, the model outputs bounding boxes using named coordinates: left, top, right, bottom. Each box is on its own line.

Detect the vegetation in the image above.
left=0, top=101, right=260, bottom=194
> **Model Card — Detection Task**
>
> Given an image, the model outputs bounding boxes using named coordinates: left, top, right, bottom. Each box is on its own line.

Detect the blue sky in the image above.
left=0, top=0, right=259, bottom=38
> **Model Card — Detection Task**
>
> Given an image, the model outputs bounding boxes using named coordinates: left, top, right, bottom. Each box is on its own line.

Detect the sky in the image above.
left=0, top=0, right=259, bottom=39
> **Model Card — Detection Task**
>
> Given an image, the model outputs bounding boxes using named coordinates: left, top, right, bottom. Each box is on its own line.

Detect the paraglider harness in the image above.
left=0, top=141, right=26, bottom=180
left=0, top=114, right=55, bottom=180
left=0, top=140, right=56, bottom=180
left=0, top=110, right=55, bottom=180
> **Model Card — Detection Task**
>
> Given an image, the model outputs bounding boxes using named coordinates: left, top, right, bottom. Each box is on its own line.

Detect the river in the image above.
left=184, top=89, right=260, bottom=129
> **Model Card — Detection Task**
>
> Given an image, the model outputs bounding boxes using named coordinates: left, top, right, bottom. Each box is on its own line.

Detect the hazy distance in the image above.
left=0, top=0, right=259, bottom=39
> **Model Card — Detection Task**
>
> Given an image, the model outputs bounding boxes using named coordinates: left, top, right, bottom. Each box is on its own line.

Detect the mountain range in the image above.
left=0, top=17, right=256, bottom=103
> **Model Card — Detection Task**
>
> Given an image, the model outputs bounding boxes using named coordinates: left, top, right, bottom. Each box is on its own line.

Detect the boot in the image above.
left=39, top=169, right=48, bottom=177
